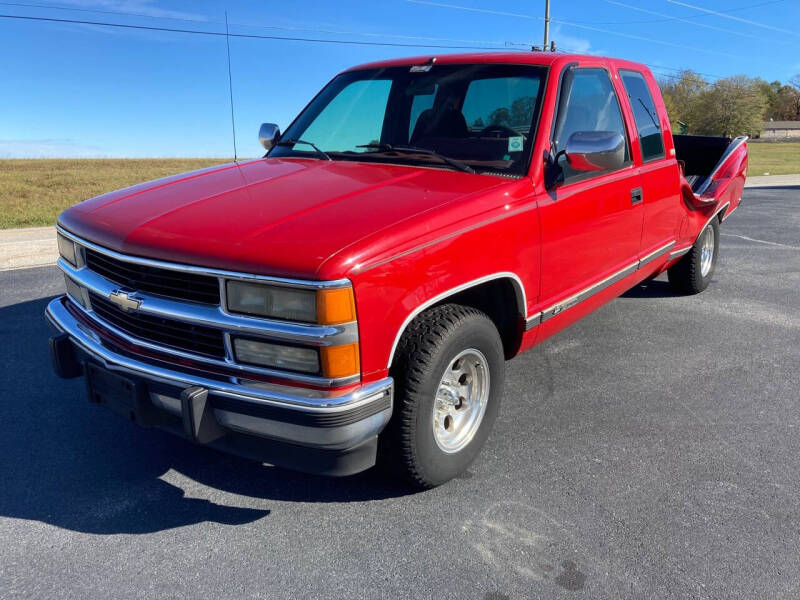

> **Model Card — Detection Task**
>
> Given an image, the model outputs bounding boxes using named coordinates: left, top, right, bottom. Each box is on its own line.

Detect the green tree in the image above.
left=692, top=75, right=767, bottom=137
left=773, top=85, right=800, bottom=120
left=757, top=79, right=800, bottom=120
left=488, top=107, right=512, bottom=127
left=755, top=79, right=780, bottom=118
left=658, top=70, right=708, bottom=130
left=510, top=96, right=536, bottom=127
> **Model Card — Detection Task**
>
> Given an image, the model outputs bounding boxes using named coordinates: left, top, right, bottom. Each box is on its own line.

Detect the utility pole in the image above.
left=543, top=0, right=550, bottom=51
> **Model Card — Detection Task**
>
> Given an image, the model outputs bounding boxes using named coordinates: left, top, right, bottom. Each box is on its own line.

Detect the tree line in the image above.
left=658, top=70, right=800, bottom=138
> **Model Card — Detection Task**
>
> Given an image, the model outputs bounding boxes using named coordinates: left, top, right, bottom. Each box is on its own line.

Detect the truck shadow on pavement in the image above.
left=621, top=278, right=683, bottom=299
left=0, top=297, right=412, bottom=535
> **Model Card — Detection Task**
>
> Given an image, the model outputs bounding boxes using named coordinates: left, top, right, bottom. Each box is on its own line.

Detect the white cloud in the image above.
left=0, top=139, right=109, bottom=158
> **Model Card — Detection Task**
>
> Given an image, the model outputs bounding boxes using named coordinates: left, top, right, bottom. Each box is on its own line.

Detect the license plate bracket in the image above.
left=85, top=363, right=164, bottom=427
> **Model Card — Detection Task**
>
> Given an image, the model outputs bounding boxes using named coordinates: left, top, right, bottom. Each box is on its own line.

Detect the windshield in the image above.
left=269, top=63, right=547, bottom=176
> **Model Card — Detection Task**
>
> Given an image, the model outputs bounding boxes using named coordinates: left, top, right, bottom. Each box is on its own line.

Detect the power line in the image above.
left=405, top=0, right=749, bottom=60
left=0, top=9, right=724, bottom=83
left=0, top=1, right=535, bottom=49
left=0, top=12, right=530, bottom=51
left=604, top=0, right=769, bottom=43
left=666, top=0, right=800, bottom=38
left=549, top=0, right=788, bottom=26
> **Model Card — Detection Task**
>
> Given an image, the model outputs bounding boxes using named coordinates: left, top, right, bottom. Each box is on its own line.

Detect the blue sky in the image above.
left=1, top=0, right=798, bottom=158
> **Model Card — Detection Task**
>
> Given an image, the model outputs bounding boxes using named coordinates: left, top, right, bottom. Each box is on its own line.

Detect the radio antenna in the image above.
left=224, top=10, right=238, bottom=161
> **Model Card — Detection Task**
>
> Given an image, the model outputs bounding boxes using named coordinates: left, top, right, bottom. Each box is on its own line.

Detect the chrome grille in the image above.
left=84, top=249, right=221, bottom=305
left=89, top=292, right=226, bottom=359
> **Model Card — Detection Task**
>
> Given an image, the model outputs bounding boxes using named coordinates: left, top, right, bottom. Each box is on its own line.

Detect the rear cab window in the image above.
left=461, top=76, right=541, bottom=136
left=619, top=70, right=665, bottom=162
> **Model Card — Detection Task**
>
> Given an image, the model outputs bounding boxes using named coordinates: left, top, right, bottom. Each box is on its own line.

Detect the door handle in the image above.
left=631, top=187, right=643, bottom=205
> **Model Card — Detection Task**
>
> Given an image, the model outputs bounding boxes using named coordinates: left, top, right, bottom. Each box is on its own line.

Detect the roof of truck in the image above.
left=344, top=51, right=649, bottom=73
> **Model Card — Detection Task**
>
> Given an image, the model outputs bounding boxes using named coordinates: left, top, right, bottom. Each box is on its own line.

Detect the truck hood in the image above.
left=59, top=158, right=510, bottom=279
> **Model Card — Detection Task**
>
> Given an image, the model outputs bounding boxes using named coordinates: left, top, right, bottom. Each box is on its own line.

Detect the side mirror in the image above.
left=564, top=131, right=626, bottom=172
left=259, top=123, right=281, bottom=151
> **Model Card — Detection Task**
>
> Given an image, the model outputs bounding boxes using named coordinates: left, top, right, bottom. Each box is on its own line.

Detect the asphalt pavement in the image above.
left=1, top=186, right=798, bottom=599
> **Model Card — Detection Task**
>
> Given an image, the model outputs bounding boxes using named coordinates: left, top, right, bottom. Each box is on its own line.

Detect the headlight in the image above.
left=63, top=274, right=91, bottom=309
left=233, top=338, right=320, bottom=374
left=226, top=281, right=316, bottom=322
left=225, top=281, right=356, bottom=325
left=57, top=232, right=78, bottom=266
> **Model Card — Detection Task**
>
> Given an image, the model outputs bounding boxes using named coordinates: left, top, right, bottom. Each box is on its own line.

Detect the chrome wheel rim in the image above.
left=432, top=348, right=490, bottom=454
left=700, top=225, right=715, bottom=277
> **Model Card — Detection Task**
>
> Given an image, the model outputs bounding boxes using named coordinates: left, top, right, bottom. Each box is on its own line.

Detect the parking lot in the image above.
left=1, top=186, right=798, bottom=599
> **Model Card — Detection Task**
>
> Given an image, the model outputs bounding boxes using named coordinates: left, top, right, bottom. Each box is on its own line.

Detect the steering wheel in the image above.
left=478, top=124, right=523, bottom=140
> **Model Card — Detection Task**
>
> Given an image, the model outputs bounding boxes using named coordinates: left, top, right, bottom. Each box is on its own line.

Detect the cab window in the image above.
left=620, top=69, right=665, bottom=162
left=552, top=67, right=631, bottom=184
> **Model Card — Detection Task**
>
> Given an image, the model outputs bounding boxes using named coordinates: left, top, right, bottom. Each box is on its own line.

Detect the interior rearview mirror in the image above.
left=259, top=123, right=281, bottom=151
left=564, top=131, right=626, bottom=173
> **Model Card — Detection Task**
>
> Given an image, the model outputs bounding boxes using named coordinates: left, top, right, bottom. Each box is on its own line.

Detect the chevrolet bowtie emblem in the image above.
left=108, top=290, right=142, bottom=312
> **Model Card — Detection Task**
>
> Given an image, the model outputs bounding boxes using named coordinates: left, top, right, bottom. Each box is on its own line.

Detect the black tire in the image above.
left=380, top=304, right=505, bottom=489
left=668, top=218, right=720, bottom=295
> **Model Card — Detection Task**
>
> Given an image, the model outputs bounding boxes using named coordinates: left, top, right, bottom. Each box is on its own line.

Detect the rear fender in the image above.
left=676, top=137, right=747, bottom=251
left=683, top=136, right=748, bottom=211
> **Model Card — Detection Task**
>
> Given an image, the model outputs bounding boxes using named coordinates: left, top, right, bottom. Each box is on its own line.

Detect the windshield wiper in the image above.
left=356, top=143, right=475, bottom=174
left=275, top=138, right=332, bottom=161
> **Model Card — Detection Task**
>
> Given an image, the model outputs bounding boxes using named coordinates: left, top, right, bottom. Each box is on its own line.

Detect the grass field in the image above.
left=747, top=141, right=800, bottom=176
left=1, top=145, right=798, bottom=229
left=0, top=158, right=229, bottom=229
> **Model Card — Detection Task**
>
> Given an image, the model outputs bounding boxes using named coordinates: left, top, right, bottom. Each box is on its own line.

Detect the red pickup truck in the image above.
left=47, top=52, right=747, bottom=488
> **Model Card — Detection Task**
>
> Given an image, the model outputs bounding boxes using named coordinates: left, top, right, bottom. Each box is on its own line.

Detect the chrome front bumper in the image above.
left=45, top=297, right=393, bottom=474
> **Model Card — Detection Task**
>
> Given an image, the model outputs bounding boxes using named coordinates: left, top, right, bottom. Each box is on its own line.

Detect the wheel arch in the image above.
left=386, top=272, right=527, bottom=368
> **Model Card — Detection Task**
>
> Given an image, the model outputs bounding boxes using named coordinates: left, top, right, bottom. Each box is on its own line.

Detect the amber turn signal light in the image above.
left=317, top=287, right=356, bottom=325
left=320, top=343, right=360, bottom=379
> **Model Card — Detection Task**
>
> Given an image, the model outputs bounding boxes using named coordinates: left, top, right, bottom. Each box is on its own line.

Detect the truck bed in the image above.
left=674, top=134, right=748, bottom=196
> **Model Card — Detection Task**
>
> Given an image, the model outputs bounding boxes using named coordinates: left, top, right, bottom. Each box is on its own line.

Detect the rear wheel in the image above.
left=668, top=219, right=719, bottom=294
left=380, top=304, right=504, bottom=489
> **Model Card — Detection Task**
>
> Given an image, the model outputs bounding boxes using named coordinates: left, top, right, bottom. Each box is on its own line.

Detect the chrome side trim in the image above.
left=722, top=201, right=739, bottom=221
left=527, top=241, right=676, bottom=328
left=669, top=246, right=692, bottom=260
left=385, top=272, right=528, bottom=368
left=539, top=261, right=639, bottom=323
left=638, top=241, right=676, bottom=269
left=696, top=201, right=730, bottom=241
left=669, top=201, right=732, bottom=262
left=46, top=297, right=390, bottom=411
left=58, top=259, right=358, bottom=347
left=57, top=225, right=351, bottom=290
left=693, top=136, right=748, bottom=197
left=524, top=312, right=542, bottom=331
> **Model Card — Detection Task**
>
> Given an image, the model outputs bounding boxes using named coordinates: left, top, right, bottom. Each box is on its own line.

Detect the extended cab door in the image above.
left=617, top=68, right=682, bottom=264
left=536, top=65, right=644, bottom=318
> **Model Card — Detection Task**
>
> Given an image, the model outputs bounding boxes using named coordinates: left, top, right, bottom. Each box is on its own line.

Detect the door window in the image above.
left=620, top=70, right=665, bottom=162
left=552, top=68, right=631, bottom=183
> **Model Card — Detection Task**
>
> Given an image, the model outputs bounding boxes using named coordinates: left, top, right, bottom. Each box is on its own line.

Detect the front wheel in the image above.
left=668, top=218, right=719, bottom=294
left=380, top=304, right=504, bottom=489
